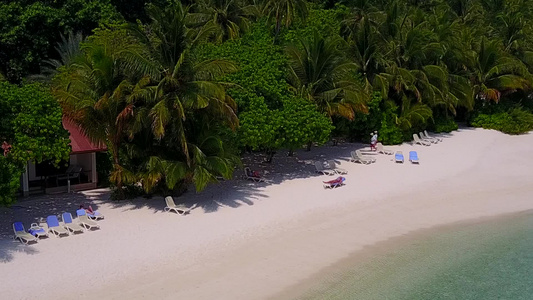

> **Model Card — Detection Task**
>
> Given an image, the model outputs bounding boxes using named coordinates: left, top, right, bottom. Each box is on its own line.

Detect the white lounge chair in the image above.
left=76, top=209, right=100, bottom=230
left=356, top=150, right=376, bottom=163
left=419, top=131, right=438, bottom=143
left=46, top=215, right=70, bottom=237
left=376, top=143, right=393, bottom=155
left=327, top=160, right=348, bottom=174
left=244, top=167, right=266, bottom=182
left=413, top=134, right=431, bottom=146
left=13, top=222, right=39, bottom=245
left=424, top=130, right=443, bottom=142
left=164, top=196, right=191, bottom=215
left=62, top=212, right=84, bottom=234
left=315, top=161, right=335, bottom=175
left=86, top=208, right=104, bottom=220
left=350, top=151, right=372, bottom=164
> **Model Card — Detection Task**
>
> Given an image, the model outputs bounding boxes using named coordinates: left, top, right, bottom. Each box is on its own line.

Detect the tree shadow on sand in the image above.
left=0, top=190, right=108, bottom=240
left=105, top=142, right=374, bottom=214
left=106, top=180, right=271, bottom=214
left=0, top=239, right=39, bottom=263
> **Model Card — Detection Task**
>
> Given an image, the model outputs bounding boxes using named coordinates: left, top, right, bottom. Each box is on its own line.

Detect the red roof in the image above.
left=63, top=118, right=107, bottom=154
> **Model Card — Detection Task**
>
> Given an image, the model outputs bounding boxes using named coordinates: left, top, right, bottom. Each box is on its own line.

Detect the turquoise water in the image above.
left=296, top=211, right=533, bottom=300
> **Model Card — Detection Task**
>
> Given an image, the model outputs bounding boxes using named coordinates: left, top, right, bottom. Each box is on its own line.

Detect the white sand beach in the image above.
left=1, top=128, right=533, bottom=300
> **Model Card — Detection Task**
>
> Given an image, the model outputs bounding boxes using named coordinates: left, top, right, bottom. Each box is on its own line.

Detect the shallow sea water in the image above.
left=296, top=211, right=533, bottom=300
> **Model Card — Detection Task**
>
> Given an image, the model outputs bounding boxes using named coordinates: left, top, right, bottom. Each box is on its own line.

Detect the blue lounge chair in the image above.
left=13, top=222, right=39, bottom=244
left=46, top=215, right=70, bottom=237
left=62, top=212, right=84, bottom=234
left=395, top=151, right=404, bottom=163
left=409, top=151, right=419, bottom=163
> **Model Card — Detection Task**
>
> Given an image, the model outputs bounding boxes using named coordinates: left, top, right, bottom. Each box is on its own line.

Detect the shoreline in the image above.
left=271, top=209, right=533, bottom=300
left=1, top=128, right=533, bottom=300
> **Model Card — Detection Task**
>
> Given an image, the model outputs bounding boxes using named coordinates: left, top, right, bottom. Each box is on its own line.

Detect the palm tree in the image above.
left=466, top=39, right=531, bottom=102
left=52, top=42, right=145, bottom=197
left=188, top=0, right=259, bottom=43
left=125, top=1, right=239, bottom=193
left=343, top=17, right=384, bottom=90
left=262, top=0, right=308, bottom=38
left=286, top=33, right=368, bottom=120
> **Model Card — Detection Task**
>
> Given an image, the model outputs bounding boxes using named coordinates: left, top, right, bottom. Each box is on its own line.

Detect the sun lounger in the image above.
left=323, top=176, right=346, bottom=189
left=327, top=160, right=348, bottom=174
left=419, top=131, right=438, bottom=143
left=46, top=215, right=70, bottom=237
left=409, top=151, right=420, bottom=163
left=413, top=134, right=431, bottom=146
left=356, top=150, right=376, bottom=162
left=28, top=223, right=48, bottom=238
left=376, top=143, right=393, bottom=155
left=164, top=196, right=191, bottom=215
left=86, top=209, right=104, bottom=221
left=315, top=161, right=336, bottom=175
left=395, top=151, right=404, bottom=163
left=76, top=209, right=100, bottom=230
left=13, top=222, right=39, bottom=244
left=424, top=130, right=443, bottom=142
left=80, top=204, right=104, bottom=220
left=244, top=167, right=266, bottom=182
left=62, top=212, right=84, bottom=234
left=350, top=151, right=372, bottom=164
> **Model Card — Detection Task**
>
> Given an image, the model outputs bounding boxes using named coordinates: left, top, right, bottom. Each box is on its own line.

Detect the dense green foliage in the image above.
left=0, top=0, right=120, bottom=82
left=197, top=23, right=334, bottom=157
left=2, top=0, right=533, bottom=203
left=470, top=103, right=533, bottom=134
left=0, top=82, right=70, bottom=205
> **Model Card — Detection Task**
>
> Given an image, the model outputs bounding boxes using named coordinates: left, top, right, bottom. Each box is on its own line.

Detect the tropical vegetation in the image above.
left=1, top=0, right=533, bottom=203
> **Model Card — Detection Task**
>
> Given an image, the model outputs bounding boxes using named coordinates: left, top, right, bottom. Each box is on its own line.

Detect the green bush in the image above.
left=470, top=107, right=533, bottom=134
left=379, top=101, right=404, bottom=145
left=433, top=116, right=459, bottom=133
left=0, top=156, right=23, bottom=206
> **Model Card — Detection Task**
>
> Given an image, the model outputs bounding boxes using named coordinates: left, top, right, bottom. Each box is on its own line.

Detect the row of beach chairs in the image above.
left=316, top=131, right=444, bottom=188
left=413, top=130, right=443, bottom=146
left=13, top=209, right=104, bottom=244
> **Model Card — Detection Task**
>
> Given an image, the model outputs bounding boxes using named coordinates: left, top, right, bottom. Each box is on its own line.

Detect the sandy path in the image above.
left=1, top=128, right=532, bottom=300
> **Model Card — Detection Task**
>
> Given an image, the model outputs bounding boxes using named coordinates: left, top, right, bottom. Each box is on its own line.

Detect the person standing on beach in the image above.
left=370, top=131, right=378, bottom=151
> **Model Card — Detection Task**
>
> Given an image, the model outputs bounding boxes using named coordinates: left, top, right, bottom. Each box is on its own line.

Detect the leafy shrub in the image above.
left=470, top=107, right=533, bottom=134
left=196, top=22, right=334, bottom=157
left=379, top=101, right=404, bottom=145
left=0, top=82, right=71, bottom=205
left=281, top=4, right=348, bottom=44
left=433, top=116, right=459, bottom=133
left=334, top=92, right=382, bottom=142
left=0, top=157, right=23, bottom=206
